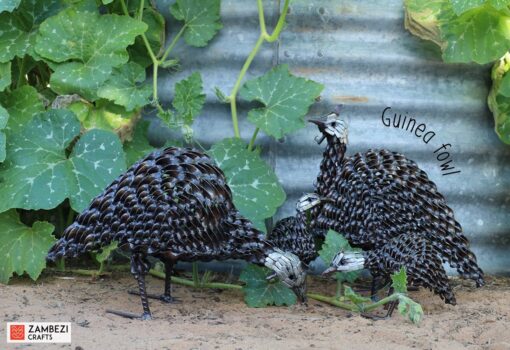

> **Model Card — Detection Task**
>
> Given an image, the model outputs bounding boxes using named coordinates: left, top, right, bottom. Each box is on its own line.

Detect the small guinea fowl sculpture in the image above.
left=323, top=232, right=456, bottom=317
left=268, top=193, right=329, bottom=265
left=308, top=108, right=484, bottom=289
left=47, top=147, right=306, bottom=320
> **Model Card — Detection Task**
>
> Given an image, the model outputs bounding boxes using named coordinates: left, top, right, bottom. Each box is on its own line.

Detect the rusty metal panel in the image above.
left=152, top=0, right=510, bottom=274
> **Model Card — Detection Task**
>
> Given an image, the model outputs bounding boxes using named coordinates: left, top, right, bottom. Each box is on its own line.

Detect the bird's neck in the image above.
left=316, top=138, right=346, bottom=195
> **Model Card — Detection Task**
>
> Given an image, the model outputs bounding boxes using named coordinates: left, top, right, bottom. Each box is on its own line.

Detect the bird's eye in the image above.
left=288, top=274, right=295, bottom=280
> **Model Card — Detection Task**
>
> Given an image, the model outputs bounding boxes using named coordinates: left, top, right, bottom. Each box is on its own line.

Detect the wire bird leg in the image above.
left=361, top=287, right=397, bottom=320
left=128, top=260, right=180, bottom=303
left=107, top=253, right=153, bottom=320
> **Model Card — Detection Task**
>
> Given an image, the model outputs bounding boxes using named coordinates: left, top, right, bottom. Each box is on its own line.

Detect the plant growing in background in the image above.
left=404, top=0, right=510, bottom=144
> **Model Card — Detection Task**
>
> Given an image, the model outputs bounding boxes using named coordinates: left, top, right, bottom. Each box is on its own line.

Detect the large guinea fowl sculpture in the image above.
left=308, top=108, right=484, bottom=290
left=47, top=147, right=306, bottom=320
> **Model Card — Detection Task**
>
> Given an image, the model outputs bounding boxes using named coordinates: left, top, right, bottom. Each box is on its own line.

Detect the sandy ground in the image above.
left=1, top=272, right=509, bottom=350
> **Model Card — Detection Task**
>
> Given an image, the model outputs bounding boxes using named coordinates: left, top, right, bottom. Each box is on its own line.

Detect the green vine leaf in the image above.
left=344, top=285, right=371, bottom=305
left=319, top=230, right=362, bottom=284
left=0, top=85, right=44, bottom=134
left=0, top=105, right=8, bottom=162
left=123, top=120, right=155, bottom=167
left=170, top=0, right=223, bottom=47
left=94, top=241, right=118, bottom=264
left=239, top=264, right=296, bottom=308
left=240, top=65, right=324, bottom=139
left=441, top=6, right=510, bottom=64
left=210, top=138, right=286, bottom=231
left=173, top=72, right=206, bottom=126
left=391, top=266, right=408, bottom=294
left=398, top=295, right=424, bottom=324
left=489, top=0, right=510, bottom=9
left=0, top=109, right=126, bottom=213
left=0, top=210, right=55, bottom=284
left=97, top=62, right=152, bottom=112
left=488, top=53, right=510, bottom=143
left=35, top=8, right=147, bottom=100
left=0, top=0, right=21, bottom=13
left=0, top=62, right=11, bottom=91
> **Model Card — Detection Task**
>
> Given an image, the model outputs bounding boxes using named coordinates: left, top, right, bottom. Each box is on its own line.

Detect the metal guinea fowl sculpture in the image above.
left=267, top=193, right=330, bottom=265
left=322, top=232, right=456, bottom=318
left=308, top=107, right=484, bottom=289
left=47, top=147, right=307, bottom=320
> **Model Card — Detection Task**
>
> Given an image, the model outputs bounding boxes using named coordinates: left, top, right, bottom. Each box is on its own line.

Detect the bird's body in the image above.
left=268, top=216, right=318, bottom=265
left=48, top=147, right=306, bottom=319
left=309, top=112, right=484, bottom=292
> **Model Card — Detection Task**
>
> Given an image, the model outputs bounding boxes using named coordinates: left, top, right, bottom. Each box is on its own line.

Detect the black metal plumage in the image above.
left=309, top=111, right=484, bottom=291
left=47, top=147, right=306, bottom=319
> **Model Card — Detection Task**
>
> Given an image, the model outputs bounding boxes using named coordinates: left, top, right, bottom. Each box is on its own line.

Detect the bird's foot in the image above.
left=128, top=290, right=180, bottom=303
left=106, top=309, right=153, bottom=320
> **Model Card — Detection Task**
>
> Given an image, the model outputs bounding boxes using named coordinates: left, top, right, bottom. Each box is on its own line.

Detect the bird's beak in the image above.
left=322, top=266, right=337, bottom=276
left=308, top=117, right=325, bottom=127
left=293, top=284, right=308, bottom=304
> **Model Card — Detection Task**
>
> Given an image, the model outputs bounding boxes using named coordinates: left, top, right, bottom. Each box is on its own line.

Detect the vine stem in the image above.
left=17, top=56, right=27, bottom=88
left=247, top=127, right=260, bottom=151
left=307, top=293, right=359, bottom=312
left=149, top=269, right=242, bottom=290
left=120, top=0, right=184, bottom=114
left=229, top=0, right=291, bottom=141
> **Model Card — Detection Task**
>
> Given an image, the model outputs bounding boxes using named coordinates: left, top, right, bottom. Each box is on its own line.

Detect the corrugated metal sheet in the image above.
left=151, top=0, right=510, bottom=274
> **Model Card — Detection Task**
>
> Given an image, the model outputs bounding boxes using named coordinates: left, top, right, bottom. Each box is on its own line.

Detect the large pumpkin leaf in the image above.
left=170, top=0, right=222, bottom=47
left=0, top=109, right=126, bottom=213
left=209, top=138, right=286, bottom=231
left=173, top=72, right=205, bottom=126
left=0, top=210, right=55, bottom=284
left=97, top=62, right=152, bottom=112
left=319, top=230, right=362, bottom=284
left=0, top=85, right=44, bottom=134
left=35, top=8, right=147, bottom=100
left=0, top=62, right=11, bottom=91
left=239, top=264, right=296, bottom=308
left=123, top=120, right=155, bottom=167
left=450, top=0, right=484, bottom=15
left=240, top=65, right=324, bottom=139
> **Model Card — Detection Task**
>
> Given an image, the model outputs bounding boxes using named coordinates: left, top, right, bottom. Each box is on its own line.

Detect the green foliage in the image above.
left=0, top=86, right=44, bottom=134
left=0, top=210, right=55, bottom=283
left=240, top=65, right=324, bottom=139
left=404, top=0, right=510, bottom=143
left=397, top=295, right=424, bottom=324
left=239, top=264, right=296, bottom=307
left=210, top=138, right=286, bottom=231
left=97, top=62, right=152, bottom=111
left=173, top=72, right=206, bottom=127
left=489, top=53, right=510, bottom=144
left=319, top=230, right=362, bottom=283
left=94, top=241, right=118, bottom=265
left=170, top=0, right=223, bottom=47
left=0, top=105, right=8, bottom=162
left=35, top=8, right=147, bottom=100
left=344, top=285, right=371, bottom=304
left=0, top=62, right=11, bottom=91
left=391, top=266, right=408, bottom=294
left=0, top=109, right=126, bottom=213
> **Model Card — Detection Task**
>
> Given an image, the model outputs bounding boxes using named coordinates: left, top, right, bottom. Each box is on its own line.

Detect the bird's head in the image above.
left=322, top=250, right=365, bottom=274
left=296, top=193, right=334, bottom=213
left=308, top=105, right=348, bottom=145
left=265, top=249, right=307, bottom=303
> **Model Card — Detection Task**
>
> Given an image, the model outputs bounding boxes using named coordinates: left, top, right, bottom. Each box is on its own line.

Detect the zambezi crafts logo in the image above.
left=6, top=322, right=71, bottom=343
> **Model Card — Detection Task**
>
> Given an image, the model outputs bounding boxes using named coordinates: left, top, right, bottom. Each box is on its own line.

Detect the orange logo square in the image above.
left=10, top=324, right=25, bottom=341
